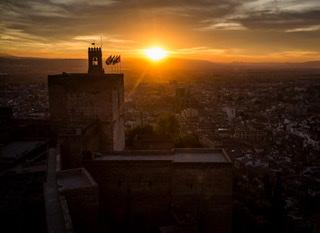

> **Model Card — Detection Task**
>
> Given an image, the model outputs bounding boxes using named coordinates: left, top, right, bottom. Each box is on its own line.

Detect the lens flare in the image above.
left=144, top=47, right=168, bottom=61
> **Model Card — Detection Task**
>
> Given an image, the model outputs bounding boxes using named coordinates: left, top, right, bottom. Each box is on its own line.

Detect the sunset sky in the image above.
left=0, top=0, right=319, bottom=62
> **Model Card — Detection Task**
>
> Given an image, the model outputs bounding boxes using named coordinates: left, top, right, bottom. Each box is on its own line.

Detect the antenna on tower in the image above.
left=100, top=35, right=103, bottom=48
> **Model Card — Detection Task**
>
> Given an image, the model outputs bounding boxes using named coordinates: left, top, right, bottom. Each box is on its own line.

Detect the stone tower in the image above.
left=88, top=47, right=104, bottom=74
left=48, top=46, right=125, bottom=168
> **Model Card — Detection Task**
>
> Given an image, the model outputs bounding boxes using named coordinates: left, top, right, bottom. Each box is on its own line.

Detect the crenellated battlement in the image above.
left=88, top=46, right=104, bottom=74
left=88, top=47, right=102, bottom=53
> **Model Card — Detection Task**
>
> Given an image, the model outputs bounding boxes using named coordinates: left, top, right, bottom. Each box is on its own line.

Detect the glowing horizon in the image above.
left=3, top=45, right=319, bottom=63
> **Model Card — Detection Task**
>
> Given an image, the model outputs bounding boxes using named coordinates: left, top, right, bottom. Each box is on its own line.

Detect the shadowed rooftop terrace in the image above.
left=94, top=148, right=231, bottom=164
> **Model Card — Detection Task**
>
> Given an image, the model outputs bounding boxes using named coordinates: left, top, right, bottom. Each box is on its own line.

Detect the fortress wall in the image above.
left=85, top=160, right=172, bottom=225
left=48, top=74, right=125, bottom=165
left=84, top=157, right=232, bottom=232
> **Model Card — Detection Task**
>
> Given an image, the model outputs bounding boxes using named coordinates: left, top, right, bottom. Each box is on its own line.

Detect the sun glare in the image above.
left=145, top=47, right=168, bottom=61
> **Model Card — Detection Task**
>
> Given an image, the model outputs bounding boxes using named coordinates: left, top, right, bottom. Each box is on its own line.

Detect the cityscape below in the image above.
left=0, top=44, right=319, bottom=233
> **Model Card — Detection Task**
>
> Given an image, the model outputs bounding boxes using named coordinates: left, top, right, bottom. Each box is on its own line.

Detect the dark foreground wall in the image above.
left=48, top=73, right=125, bottom=153
left=84, top=149, right=232, bottom=233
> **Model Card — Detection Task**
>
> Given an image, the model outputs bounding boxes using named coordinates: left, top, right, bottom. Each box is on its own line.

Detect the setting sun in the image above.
left=144, top=47, right=168, bottom=61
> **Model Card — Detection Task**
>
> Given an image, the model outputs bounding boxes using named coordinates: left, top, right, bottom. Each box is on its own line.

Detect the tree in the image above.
left=126, top=125, right=154, bottom=147
left=155, top=112, right=180, bottom=139
left=175, top=134, right=202, bottom=148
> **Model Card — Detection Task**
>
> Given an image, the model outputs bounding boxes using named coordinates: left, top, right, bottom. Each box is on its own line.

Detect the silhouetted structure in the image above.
left=84, top=148, right=232, bottom=233
left=48, top=46, right=125, bottom=168
left=88, top=47, right=104, bottom=74
left=46, top=46, right=233, bottom=233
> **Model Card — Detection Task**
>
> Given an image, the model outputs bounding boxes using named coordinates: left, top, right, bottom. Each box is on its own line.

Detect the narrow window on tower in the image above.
left=93, top=57, right=98, bottom=66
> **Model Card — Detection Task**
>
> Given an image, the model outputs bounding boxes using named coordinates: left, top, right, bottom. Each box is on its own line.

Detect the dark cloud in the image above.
left=0, top=0, right=319, bottom=59
left=0, top=0, right=241, bottom=40
left=2, top=0, right=319, bottom=37
left=237, top=10, right=320, bottom=31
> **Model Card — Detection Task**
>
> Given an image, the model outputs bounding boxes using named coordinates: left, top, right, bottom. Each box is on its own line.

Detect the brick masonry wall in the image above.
left=84, top=159, right=232, bottom=233
left=61, top=187, right=99, bottom=233
left=48, top=74, right=125, bottom=168
left=48, top=75, right=123, bottom=124
left=58, top=168, right=99, bottom=233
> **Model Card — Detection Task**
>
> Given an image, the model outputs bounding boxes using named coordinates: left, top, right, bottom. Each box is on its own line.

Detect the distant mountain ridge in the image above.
left=0, top=56, right=319, bottom=83
left=1, top=55, right=319, bottom=69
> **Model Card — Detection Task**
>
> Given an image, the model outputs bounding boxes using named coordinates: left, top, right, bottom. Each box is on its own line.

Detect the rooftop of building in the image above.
left=57, top=167, right=97, bottom=191
left=52, top=120, right=99, bottom=137
left=94, top=148, right=231, bottom=164
left=1, top=141, right=47, bottom=161
left=48, top=72, right=123, bottom=80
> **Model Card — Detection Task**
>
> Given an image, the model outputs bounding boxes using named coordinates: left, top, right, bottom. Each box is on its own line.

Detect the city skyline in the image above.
left=1, top=0, right=320, bottom=62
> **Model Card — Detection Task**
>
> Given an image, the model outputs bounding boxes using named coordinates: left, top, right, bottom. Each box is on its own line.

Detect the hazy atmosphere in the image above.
left=1, top=1, right=320, bottom=233
left=1, top=0, right=320, bottom=61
